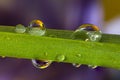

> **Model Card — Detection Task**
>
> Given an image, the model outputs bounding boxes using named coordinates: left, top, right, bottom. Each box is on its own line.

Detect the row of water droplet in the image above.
left=14, top=19, right=102, bottom=69
left=15, top=20, right=46, bottom=36
left=31, top=54, right=97, bottom=69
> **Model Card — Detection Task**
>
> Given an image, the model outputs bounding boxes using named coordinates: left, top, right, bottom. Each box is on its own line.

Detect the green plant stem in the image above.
left=0, top=26, right=120, bottom=69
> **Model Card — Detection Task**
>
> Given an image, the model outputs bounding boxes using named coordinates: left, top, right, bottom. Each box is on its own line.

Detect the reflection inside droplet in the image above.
left=28, top=20, right=46, bottom=36
left=71, top=24, right=102, bottom=42
left=32, top=59, right=52, bottom=69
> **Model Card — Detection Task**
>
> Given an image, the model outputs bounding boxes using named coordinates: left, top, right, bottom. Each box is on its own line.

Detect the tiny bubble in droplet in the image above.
left=56, top=54, right=65, bottom=62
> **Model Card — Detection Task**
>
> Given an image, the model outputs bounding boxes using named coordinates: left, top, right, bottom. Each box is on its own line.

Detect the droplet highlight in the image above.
left=88, top=65, right=97, bottom=69
left=32, top=59, right=52, bottom=69
left=28, top=20, right=46, bottom=36
left=15, top=24, right=26, bottom=33
left=72, top=63, right=81, bottom=68
left=1, top=56, right=5, bottom=58
left=56, top=54, right=65, bottom=62
left=72, top=24, right=102, bottom=42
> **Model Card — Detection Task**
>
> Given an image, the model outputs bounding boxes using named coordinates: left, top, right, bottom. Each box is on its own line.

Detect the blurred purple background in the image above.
left=0, top=57, right=116, bottom=80
left=0, top=0, right=103, bottom=30
left=0, top=0, right=119, bottom=80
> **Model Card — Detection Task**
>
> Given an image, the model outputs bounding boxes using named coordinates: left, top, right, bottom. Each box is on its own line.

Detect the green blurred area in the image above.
left=103, top=0, right=120, bottom=21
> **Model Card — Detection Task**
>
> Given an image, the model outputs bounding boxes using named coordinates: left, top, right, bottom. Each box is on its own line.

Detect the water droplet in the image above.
left=6, top=37, right=10, bottom=40
left=15, top=24, right=26, bottom=33
left=72, top=63, right=81, bottom=68
left=44, top=52, right=48, bottom=56
left=56, top=54, right=65, bottom=62
left=71, top=24, right=102, bottom=42
left=32, top=59, right=52, bottom=69
left=28, top=20, right=46, bottom=36
left=88, top=65, right=97, bottom=69
left=76, top=54, right=81, bottom=57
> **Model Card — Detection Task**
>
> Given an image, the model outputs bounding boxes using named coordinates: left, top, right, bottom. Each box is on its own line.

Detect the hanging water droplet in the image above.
left=32, top=59, right=52, bottom=69
left=1, top=56, right=5, bottom=58
left=15, top=24, right=26, bottom=33
left=28, top=20, right=46, bottom=36
left=71, top=24, right=102, bottom=42
left=72, top=63, right=81, bottom=68
left=88, top=65, right=97, bottom=69
left=92, top=66, right=97, bottom=69
left=56, top=54, right=65, bottom=62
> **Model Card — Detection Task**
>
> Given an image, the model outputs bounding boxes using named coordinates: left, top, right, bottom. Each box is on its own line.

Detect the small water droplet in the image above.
left=88, top=65, right=97, bottom=69
left=56, top=54, right=65, bottom=62
left=32, top=59, right=52, bottom=69
left=72, top=63, right=81, bottom=68
left=28, top=20, right=46, bottom=36
left=76, top=54, right=81, bottom=57
left=15, top=24, right=26, bottom=33
left=71, top=24, right=102, bottom=42
left=44, top=52, right=48, bottom=56
left=6, top=37, right=10, bottom=40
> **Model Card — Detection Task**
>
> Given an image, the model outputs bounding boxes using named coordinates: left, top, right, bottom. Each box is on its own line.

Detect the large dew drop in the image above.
left=32, top=59, right=52, bottom=69
left=72, top=24, right=102, bottom=42
left=28, top=20, right=46, bottom=36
